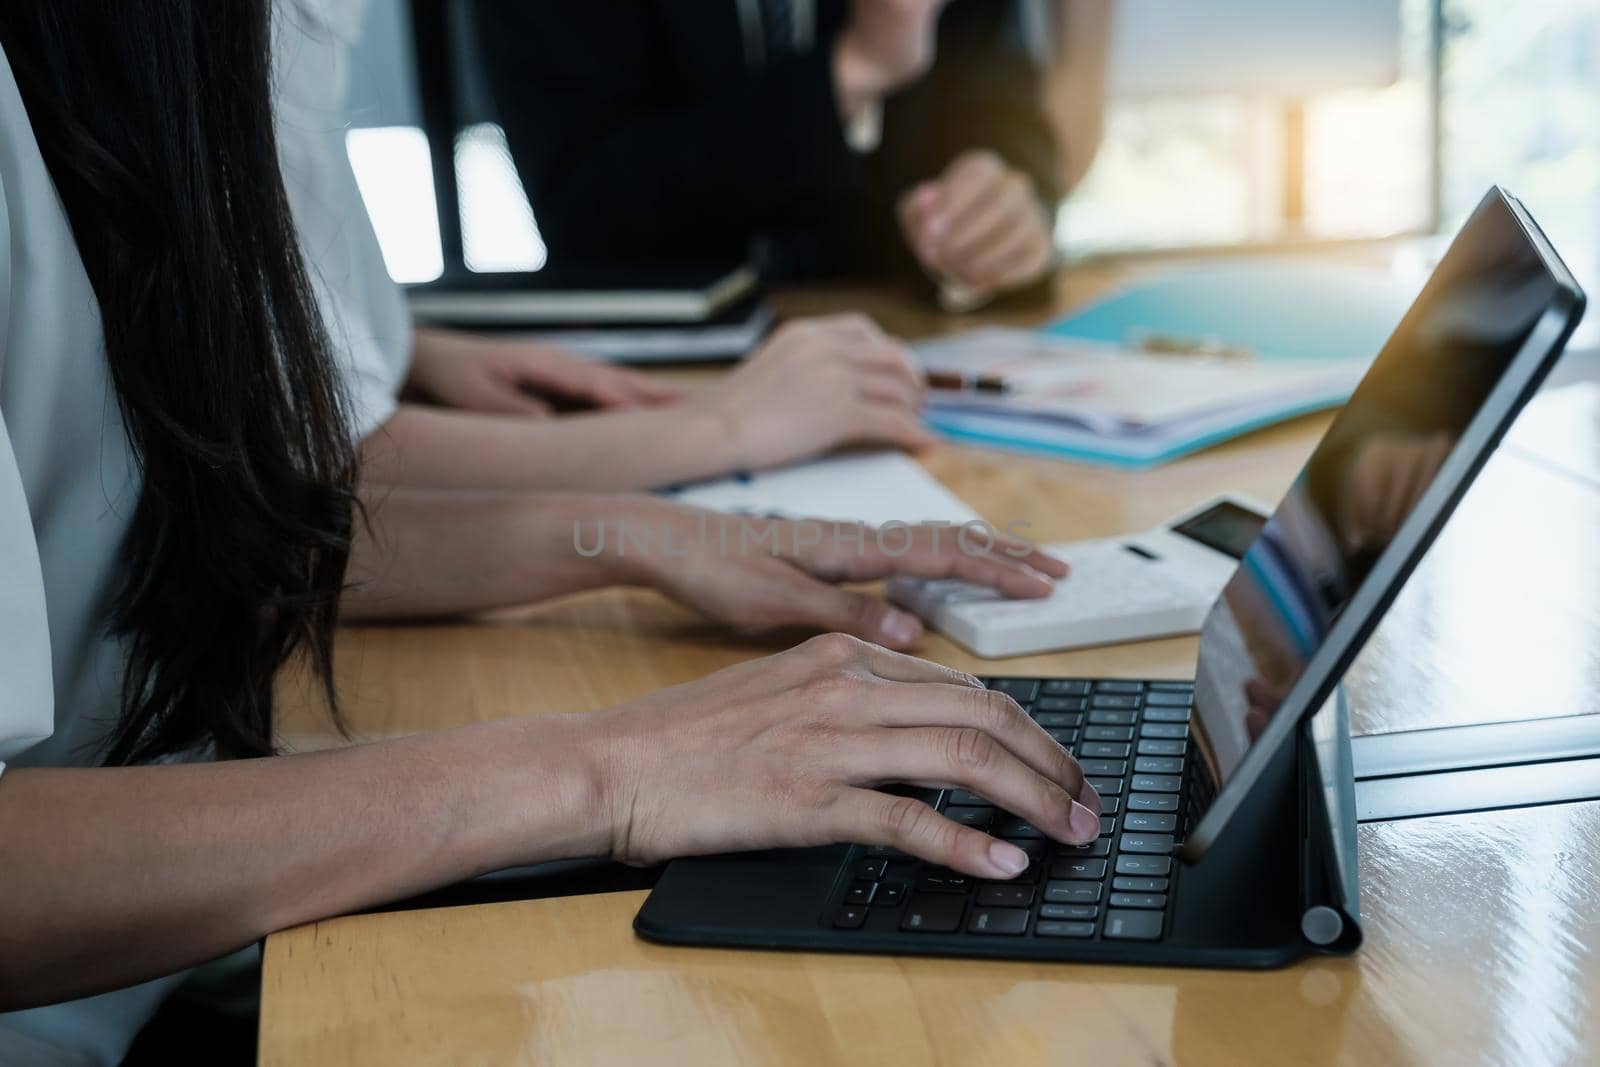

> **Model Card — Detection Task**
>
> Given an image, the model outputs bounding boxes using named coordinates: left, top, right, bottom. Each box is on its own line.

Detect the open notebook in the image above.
left=917, top=260, right=1419, bottom=468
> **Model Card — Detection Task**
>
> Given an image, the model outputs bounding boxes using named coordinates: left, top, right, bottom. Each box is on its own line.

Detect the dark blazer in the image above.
left=470, top=0, right=1059, bottom=281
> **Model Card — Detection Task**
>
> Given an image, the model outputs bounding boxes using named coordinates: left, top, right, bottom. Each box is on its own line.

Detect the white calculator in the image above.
left=887, top=496, right=1269, bottom=658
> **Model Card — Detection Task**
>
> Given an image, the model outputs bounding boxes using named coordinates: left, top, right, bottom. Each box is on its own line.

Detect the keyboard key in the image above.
left=1090, top=694, right=1141, bottom=709
left=865, top=845, right=914, bottom=859
left=1085, top=777, right=1124, bottom=796
left=1100, top=815, right=1116, bottom=836
left=1035, top=696, right=1087, bottom=713
left=1089, top=710, right=1138, bottom=726
left=917, top=869, right=973, bottom=893
left=1148, top=681, right=1193, bottom=693
left=1145, top=690, right=1194, bottom=706
left=844, top=881, right=878, bottom=905
left=1100, top=796, right=1121, bottom=816
left=1079, top=742, right=1131, bottom=759
left=1079, top=759, right=1128, bottom=777
left=967, top=907, right=1030, bottom=935
left=1039, top=903, right=1099, bottom=921
left=1141, top=722, right=1189, bottom=740
left=1126, top=793, right=1180, bottom=813
left=943, top=805, right=994, bottom=829
left=1043, top=880, right=1103, bottom=904
left=1084, top=725, right=1135, bottom=742
left=1103, top=909, right=1164, bottom=940
left=1109, top=893, right=1168, bottom=910
left=1131, top=774, right=1182, bottom=793
left=947, top=789, right=988, bottom=806
left=1137, top=738, right=1186, bottom=757
left=1122, top=812, right=1177, bottom=833
left=1036, top=921, right=1096, bottom=938
left=1144, top=706, right=1191, bottom=723
left=977, top=884, right=1036, bottom=908
left=901, top=893, right=966, bottom=932
left=1112, top=876, right=1169, bottom=893
left=1060, top=838, right=1111, bottom=859
left=1119, top=833, right=1175, bottom=855
left=835, top=905, right=868, bottom=929
left=1115, top=854, right=1173, bottom=877
left=855, top=858, right=888, bottom=880
left=1045, top=729, right=1079, bottom=747
left=1094, top=681, right=1145, bottom=694
left=1041, top=679, right=1091, bottom=696
left=1034, top=712, right=1083, bottom=728
left=988, top=679, right=1039, bottom=703
left=1134, top=756, right=1184, bottom=775
left=995, top=817, right=1044, bottom=839
left=1050, top=857, right=1108, bottom=881
left=875, top=882, right=907, bottom=907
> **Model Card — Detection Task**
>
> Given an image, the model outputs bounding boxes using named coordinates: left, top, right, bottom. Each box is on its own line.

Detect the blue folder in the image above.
left=925, top=260, right=1417, bottom=468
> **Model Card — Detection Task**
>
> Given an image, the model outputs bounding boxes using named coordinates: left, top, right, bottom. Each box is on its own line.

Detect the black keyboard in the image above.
left=826, top=677, right=1215, bottom=943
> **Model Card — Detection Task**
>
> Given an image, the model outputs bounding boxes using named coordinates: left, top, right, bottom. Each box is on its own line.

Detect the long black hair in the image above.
left=0, top=1, right=356, bottom=763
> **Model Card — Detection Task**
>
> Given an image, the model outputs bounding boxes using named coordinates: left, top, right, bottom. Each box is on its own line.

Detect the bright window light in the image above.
left=345, top=126, right=444, bottom=284
left=457, top=123, right=546, bottom=273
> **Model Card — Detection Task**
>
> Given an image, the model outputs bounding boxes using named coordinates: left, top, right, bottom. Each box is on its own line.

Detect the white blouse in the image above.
left=0, top=1, right=407, bottom=1060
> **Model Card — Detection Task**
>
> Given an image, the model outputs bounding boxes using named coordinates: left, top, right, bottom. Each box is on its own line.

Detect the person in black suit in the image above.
left=471, top=0, right=1111, bottom=307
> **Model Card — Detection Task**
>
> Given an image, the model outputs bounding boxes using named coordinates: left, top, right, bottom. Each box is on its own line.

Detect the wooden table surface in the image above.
left=261, top=274, right=1600, bottom=1066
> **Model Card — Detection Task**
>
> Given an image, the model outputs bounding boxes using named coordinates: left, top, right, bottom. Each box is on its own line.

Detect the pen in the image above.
left=926, top=371, right=1012, bottom=394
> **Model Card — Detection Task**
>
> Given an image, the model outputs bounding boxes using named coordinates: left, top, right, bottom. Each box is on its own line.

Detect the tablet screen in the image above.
left=1185, top=192, right=1570, bottom=806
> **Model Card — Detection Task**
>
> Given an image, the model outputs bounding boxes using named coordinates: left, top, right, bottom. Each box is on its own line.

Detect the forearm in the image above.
left=1047, top=0, right=1112, bottom=192
left=343, top=488, right=666, bottom=619
left=0, top=715, right=608, bottom=1009
left=361, top=404, right=743, bottom=493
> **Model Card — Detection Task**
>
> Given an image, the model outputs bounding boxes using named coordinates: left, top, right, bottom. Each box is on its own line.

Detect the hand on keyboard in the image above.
left=585, top=634, right=1102, bottom=879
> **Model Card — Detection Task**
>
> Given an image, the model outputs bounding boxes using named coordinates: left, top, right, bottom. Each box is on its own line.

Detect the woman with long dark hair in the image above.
left=0, top=4, right=1096, bottom=1062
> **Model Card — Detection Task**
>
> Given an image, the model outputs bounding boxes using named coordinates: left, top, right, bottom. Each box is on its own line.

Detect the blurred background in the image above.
left=339, top=0, right=1600, bottom=302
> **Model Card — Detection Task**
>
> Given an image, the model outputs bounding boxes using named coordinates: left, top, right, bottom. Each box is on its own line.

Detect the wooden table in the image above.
left=261, top=275, right=1600, bottom=1066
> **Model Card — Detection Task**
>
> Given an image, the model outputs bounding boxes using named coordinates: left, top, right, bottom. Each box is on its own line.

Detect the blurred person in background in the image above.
left=473, top=0, right=1113, bottom=309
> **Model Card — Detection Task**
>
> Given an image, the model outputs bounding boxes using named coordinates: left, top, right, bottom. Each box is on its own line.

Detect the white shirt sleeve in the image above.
left=0, top=168, right=57, bottom=777
left=274, top=0, right=413, bottom=440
